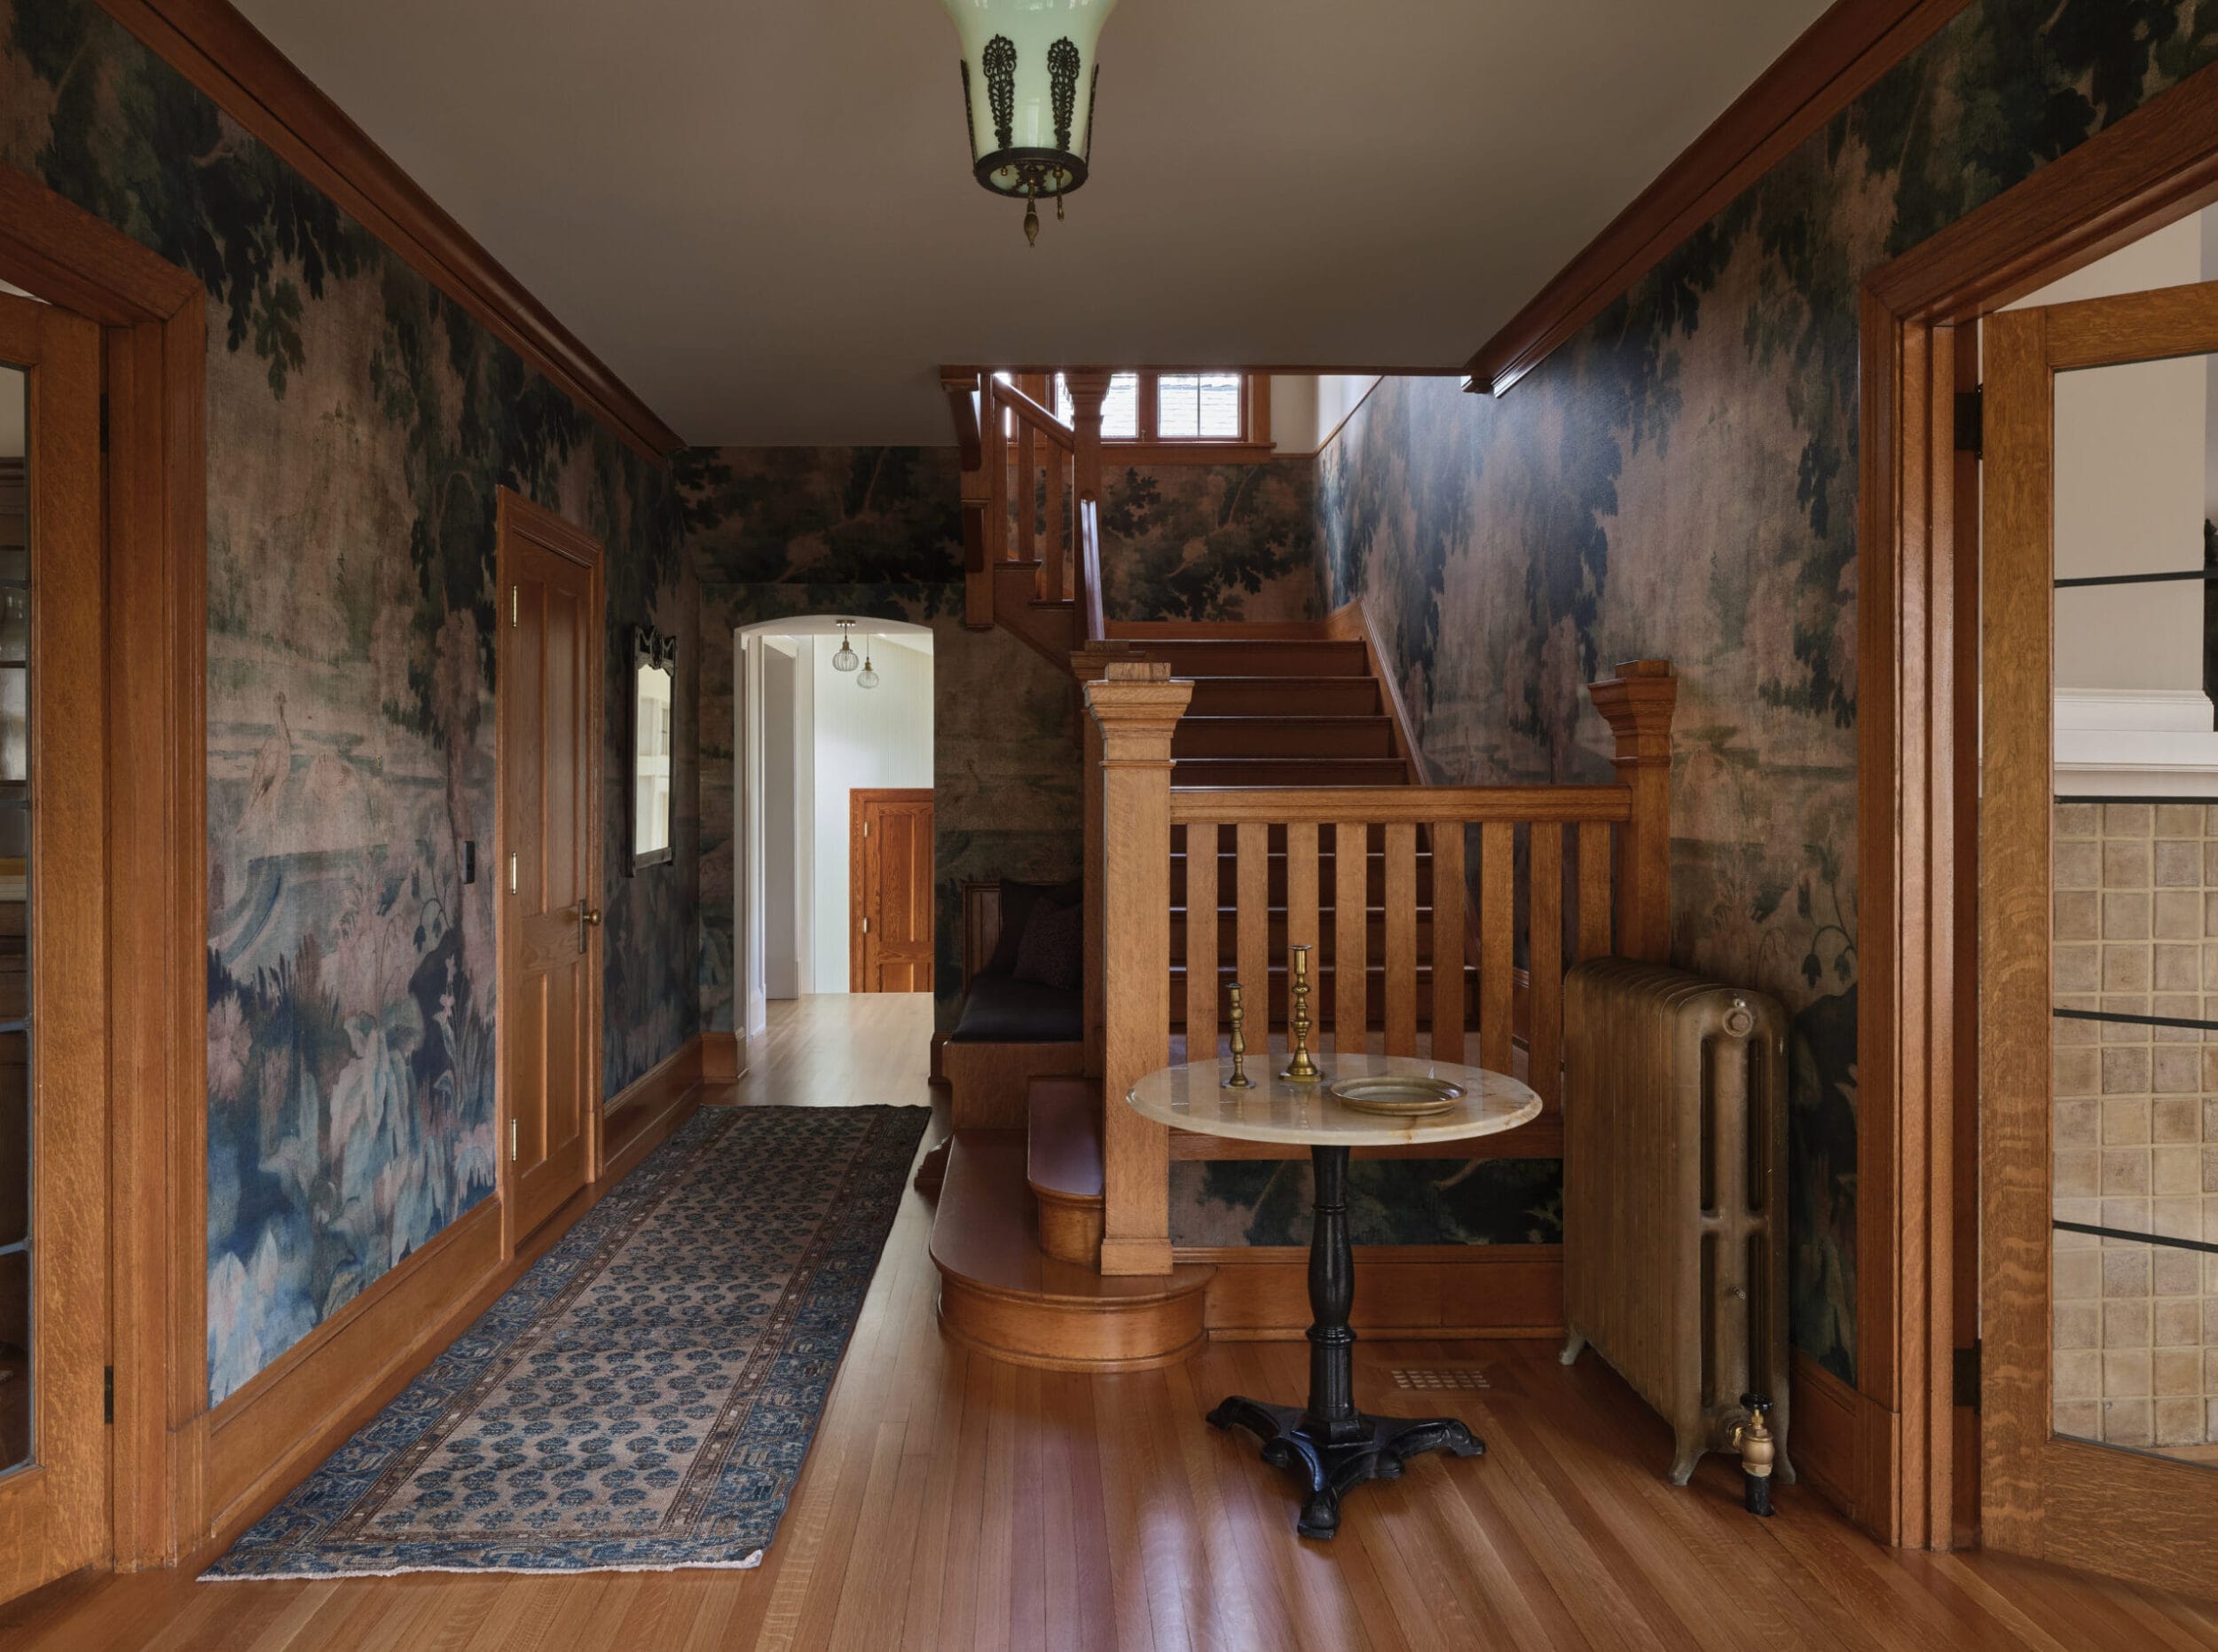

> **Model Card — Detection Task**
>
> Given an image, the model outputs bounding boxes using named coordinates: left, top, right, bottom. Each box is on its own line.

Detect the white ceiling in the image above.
left=235, top=0, right=1828, bottom=446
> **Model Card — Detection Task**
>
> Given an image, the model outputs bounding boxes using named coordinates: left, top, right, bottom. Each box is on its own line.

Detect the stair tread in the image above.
left=1026, top=1079, right=1104, bottom=1204
left=930, top=1132, right=1208, bottom=1306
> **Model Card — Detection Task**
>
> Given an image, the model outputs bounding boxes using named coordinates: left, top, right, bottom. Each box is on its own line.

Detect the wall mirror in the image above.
left=629, top=625, right=675, bottom=873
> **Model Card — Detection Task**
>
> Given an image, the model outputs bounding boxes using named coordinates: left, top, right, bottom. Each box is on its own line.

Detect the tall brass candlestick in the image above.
left=1278, top=943, right=1323, bottom=1082
left=1224, top=979, right=1255, bottom=1089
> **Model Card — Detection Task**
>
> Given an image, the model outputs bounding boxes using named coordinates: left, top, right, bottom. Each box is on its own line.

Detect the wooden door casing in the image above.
left=850, top=790, right=933, bottom=994
left=496, top=491, right=603, bottom=1254
left=0, top=295, right=110, bottom=1599
left=1979, top=285, right=2218, bottom=1597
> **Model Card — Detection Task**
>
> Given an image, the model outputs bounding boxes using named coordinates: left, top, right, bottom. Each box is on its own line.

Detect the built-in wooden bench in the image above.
left=940, top=881, right=1084, bottom=1128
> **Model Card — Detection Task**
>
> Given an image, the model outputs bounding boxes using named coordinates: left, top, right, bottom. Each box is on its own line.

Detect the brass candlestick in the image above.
left=1278, top=944, right=1323, bottom=1082
left=1224, top=979, right=1255, bottom=1089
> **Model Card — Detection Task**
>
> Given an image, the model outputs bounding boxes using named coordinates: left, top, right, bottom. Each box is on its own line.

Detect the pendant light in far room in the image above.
left=831, top=618, right=860, bottom=673
left=942, top=0, right=1117, bottom=245
left=857, top=639, right=880, bottom=690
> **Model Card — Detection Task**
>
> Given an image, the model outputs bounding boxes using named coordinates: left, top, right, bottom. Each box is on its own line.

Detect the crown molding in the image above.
left=1462, top=0, right=1969, bottom=397
left=98, top=0, right=683, bottom=461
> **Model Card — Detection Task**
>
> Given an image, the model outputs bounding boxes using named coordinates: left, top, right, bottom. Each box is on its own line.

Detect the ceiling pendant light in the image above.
left=831, top=619, right=861, bottom=673
left=942, top=0, right=1116, bottom=245
left=857, top=643, right=880, bottom=691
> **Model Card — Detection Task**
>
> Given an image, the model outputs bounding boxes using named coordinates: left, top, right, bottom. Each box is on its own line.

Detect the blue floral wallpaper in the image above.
left=1313, top=0, right=2218, bottom=1382
left=1, top=0, right=696, bottom=1403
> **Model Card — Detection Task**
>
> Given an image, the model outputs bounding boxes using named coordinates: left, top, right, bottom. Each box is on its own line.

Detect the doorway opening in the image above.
left=736, top=619, right=935, bottom=1043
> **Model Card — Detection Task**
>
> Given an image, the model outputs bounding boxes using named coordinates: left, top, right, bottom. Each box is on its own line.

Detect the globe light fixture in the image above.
left=831, top=619, right=860, bottom=673
left=942, top=0, right=1117, bottom=246
left=857, top=645, right=880, bottom=691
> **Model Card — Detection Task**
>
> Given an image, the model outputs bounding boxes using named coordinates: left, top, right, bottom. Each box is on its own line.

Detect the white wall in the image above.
left=1267, top=374, right=1380, bottom=455
left=761, top=641, right=801, bottom=999
left=808, top=633, right=932, bottom=994
left=2014, top=215, right=2205, bottom=694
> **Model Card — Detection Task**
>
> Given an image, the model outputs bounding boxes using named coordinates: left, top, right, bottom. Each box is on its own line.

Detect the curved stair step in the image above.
left=1026, top=1077, right=1104, bottom=1266
left=930, top=1131, right=1210, bottom=1373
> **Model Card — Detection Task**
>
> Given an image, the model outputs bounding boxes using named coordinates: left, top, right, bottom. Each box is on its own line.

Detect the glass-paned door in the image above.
left=0, top=293, right=107, bottom=1601
left=1980, top=283, right=2218, bottom=1597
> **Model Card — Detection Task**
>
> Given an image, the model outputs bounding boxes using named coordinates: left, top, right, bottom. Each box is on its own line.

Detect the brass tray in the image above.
left=1327, top=1075, right=1467, bottom=1118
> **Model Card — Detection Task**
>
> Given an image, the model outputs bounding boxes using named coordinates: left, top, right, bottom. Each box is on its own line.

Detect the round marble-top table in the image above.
left=1126, top=1050, right=1541, bottom=1540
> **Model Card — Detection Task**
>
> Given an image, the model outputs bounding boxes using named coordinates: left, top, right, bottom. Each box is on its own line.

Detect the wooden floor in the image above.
left=12, top=995, right=2218, bottom=1650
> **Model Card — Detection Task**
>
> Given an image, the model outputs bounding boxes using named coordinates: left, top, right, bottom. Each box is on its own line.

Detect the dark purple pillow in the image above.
left=1012, top=897, right=1085, bottom=992
left=987, top=878, right=1082, bottom=976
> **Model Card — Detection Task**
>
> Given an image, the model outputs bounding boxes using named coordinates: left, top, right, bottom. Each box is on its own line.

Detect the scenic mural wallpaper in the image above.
left=2, top=0, right=696, bottom=1402
left=1098, top=459, right=1319, bottom=625
left=678, top=447, right=1083, bottom=1034
left=1315, top=0, right=2218, bottom=1381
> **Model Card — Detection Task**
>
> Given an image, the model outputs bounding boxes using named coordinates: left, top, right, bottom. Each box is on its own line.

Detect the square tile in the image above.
left=2053, top=1401, right=2102, bottom=1440
left=2054, top=839, right=2102, bottom=888
left=2155, top=840, right=2201, bottom=886
left=2055, top=892, right=2100, bottom=941
left=2153, top=944, right=2201, bottom=992
left=2055, top=1098, right=2102, bottom=1145
left=2057, top=945, right=2104, bottom=993
left=2053, top=1049, right=2099, bottom=1098
left=2106, top=841, right=2152, bottom=889
left=2054, top=1349, right=2102, bottom=1400
left=2055, top=1302, right=2101, bottom=1348
left=2056, top=803, right=2100, bottom=838
left=2104, top=945, right=2154, bottom=992
left=2054, top=1151, right=2099, bottom=1197
left=2054, top=1248, right=2102, bottom=1300
left=2104, top=1300, right=2151, bottom=1348
left=2102, top=1148, right=2151, bottom=1196
left=2101, top=1049, right=2151, bottom=1095
left=2155, top=1199, right=2201, bottom=1239
left=2105, top=1350, right=2153, bottom=1397
left=2109, top=893, right=2156, bottom=939
left=2154, top=1047, right=2199, bottom=1092
left=2103, top=1247, right=2151, bottom=1297
left=2154, top=892, right=2200, bottom=939
left=2103, top=1097, right=2152, bottom=1143
left=2155, top=1145, right=2202, bottom=1196
left=2155, top=1348, right=2202, bottom=1396
left=2104, top=1398, right=2154, bottom=1446
left=2153, top=1096, right=2201, bottom=1142
left=2104, top=805, right=2153, bottom=838
left=2154, top=804, right=2202, bottom=838
left=2155, top=1397, right=2204, bottom=1445
left=2154, top=1246, right=2200, bottom=1294
left=2155, top=1299, right=2201, bottom=1344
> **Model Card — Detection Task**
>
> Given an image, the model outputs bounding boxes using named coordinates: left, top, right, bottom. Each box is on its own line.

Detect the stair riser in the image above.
left=1172, top=759, right=1408, bottom=786
left=1172, top=719, right=1399, bottom=759
left=1184, top=680, right=1382, bottom=717
left=1132, top=641, right=1371, bottom=677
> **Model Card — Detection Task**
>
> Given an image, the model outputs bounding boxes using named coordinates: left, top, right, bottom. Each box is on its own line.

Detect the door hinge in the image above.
left=1953, top=386, right=1984, bottom=459
left=104, top=1365, right=114, bottom=1425
left=1953, top=1340, right=1981, bottom=1410
left=510, top=1118, right=519, bottom=1162
left=510, top=584, right=519, bottom=627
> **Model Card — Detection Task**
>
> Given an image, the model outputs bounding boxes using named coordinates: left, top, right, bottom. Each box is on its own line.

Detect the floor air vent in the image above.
left=1388, top=1366, right=1491, bottom=1391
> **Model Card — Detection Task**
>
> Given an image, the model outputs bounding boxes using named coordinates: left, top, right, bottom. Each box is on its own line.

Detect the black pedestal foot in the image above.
left=1208, top=1396, right=1483, bottom=1540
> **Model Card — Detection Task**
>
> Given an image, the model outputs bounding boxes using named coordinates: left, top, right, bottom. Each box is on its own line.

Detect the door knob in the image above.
left=581, top=907, right=602, bottom=927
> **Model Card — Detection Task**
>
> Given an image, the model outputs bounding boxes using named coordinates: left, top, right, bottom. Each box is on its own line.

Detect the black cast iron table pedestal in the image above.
left=1206, top=1144, right=1483, bottom=1539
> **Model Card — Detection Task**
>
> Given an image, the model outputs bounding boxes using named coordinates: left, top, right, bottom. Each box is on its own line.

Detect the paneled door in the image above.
left=1979, top=284, right=2218, bottom=1595
left=850, top=789, right=933, bottom=993
left=0, top=295, right=110, bottom=1598
left=498, top=492, right=602, bottom=1248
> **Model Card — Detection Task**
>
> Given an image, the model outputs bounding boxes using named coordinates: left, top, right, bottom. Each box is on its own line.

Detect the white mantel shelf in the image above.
left=2055, top=688, right=2218, bottom=798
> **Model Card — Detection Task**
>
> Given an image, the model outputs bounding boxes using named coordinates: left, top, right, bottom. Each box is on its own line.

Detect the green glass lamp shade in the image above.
left=942, top=0, right=1115, bottom=204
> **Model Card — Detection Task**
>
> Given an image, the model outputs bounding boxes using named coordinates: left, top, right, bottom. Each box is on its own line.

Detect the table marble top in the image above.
left=1123, top=1046, right=1542, bottom=1148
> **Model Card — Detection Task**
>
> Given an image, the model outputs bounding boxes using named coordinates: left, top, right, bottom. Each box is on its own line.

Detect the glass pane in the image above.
left=1158, top=374, right=1199, bottom=439
left=633, top=663, right=672, bottom=858
left=2048, top=344, right=2218, bottom=1468
left=1197, top=373, right=1243, bottom=437
left=0, top=362, right=26, bottom=1480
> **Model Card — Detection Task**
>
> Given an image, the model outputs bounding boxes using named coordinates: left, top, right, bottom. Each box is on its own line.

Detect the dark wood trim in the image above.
left=1857, top=53, right=2218, bottom=1554
left=1789, top=1349, right=1891, bottom=1528
left=96, top=0, right=681, bottom=460
left=0, top=160, right=208, bottom=1571
left=1465, top=0, right=1968, bottom=394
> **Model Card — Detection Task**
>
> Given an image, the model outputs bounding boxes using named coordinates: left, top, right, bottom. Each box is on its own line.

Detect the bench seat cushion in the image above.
left=948, top=972, right=1084, bottom=1044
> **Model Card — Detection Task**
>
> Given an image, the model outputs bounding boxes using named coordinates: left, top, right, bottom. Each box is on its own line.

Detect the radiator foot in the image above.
left=1207, top=1396, right=1483, bottom=1542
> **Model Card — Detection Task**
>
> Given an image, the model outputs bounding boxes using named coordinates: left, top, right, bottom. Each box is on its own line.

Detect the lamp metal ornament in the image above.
left=1278, top=943, right=1323, bottom=1083
left=941, top=0, right=1117, bottom=245
left=1224, top=979, right=1255, bottom=1090
left=831, top=619, right=860, bottom=673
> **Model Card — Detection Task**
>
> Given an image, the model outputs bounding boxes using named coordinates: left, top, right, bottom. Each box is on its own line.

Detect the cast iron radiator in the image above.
left=1559, top=958, right=1794, bottom=1486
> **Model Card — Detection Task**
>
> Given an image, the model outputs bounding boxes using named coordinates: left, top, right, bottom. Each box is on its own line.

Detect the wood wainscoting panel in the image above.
left=1789, top=1347, right=1895, bottom=1531
left=1189, top=1245, right=1565, bottom=1341
left=197, top=1035, right=705, bottom=1547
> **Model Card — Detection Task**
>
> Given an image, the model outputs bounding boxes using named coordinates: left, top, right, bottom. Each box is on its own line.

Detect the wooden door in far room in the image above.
left=498, top=492, right=603, bottom=1248
left=0, top=295, right=109, bottom=1601
left=851, top=789, right=933, bottom=993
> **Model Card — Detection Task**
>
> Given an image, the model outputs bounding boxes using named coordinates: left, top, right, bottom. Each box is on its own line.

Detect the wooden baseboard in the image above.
left=1186, top=1244, right=1565, bottom=1340
left=1789, top=1348, right=1893, bottom=1536
left=702, top=1029, right=743, bottom=1082
left=195, top=1035, right=709, bottom=1548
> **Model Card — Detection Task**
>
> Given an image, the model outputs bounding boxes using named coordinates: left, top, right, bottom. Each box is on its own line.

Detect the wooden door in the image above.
left=1979, top=285, right=2218, bottom=1595
left=0, top=295, right=110, bottom=1597
left=850, top=789, right=933, bottom=993
left=498, top=492, right=602, bottom=1248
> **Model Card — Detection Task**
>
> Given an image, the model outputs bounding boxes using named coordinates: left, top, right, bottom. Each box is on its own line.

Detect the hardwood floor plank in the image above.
left=20, top=995, right=2218, bottom=1650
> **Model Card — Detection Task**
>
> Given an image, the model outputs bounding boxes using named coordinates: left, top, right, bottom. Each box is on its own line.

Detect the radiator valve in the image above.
left=1730, top=1391, right=1776, bottom=1517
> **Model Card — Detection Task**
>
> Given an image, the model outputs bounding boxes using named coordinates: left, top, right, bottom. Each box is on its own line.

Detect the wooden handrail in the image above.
left=1080, top=497, right=1106, bottom=644
left=1167, top=784, right=1632, bottom=826
left=987, top=377, right=1078, bottom=449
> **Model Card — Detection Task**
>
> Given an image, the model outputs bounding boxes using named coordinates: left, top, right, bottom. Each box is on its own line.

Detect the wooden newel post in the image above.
left=1587, top=659, right=1677, bottom=964
left=1087, top=660, right=1191, bottom=1277
left=1073, top=641, right=1137, bottom=1082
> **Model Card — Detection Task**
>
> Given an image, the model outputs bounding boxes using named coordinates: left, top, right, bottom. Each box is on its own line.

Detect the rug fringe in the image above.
left=201, top=1550, right=764, bottom=1583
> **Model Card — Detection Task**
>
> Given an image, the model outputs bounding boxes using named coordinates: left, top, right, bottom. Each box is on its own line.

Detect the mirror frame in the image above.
left=627, top=623, right=677, bottom=875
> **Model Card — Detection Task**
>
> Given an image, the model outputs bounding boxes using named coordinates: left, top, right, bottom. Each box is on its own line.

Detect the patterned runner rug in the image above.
left=205, top=1105, right=930, bottom=1578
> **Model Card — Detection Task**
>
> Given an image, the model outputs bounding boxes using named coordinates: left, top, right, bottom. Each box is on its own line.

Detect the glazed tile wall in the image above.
left=2050, top=801, right=2218, bottom=1451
